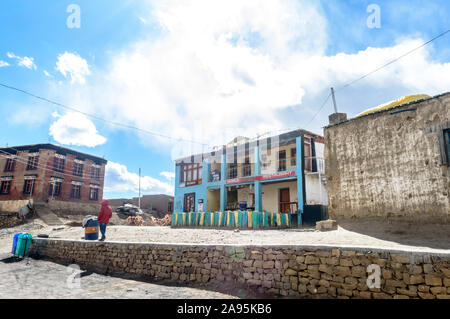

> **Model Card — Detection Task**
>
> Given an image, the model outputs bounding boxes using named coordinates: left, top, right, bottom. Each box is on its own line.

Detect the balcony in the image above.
left=227, top=163, right=254, bottom=180
left=304, top=156, right=325, bottom=174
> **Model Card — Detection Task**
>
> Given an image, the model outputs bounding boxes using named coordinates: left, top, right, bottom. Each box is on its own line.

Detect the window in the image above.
left=242, top=157, right=252, bottom=177
left=26, top=154, right=39, bottom=170
left=91, top=165, right=101, bottom=179
left=53, top=155, right=65, bottom=173
left=0, top=177, right=12, bottom=195
left=73, top=160, right=84, bottom=177
left=290, top=148, right=297, bottom=167
left=89, top=186, right=99, bottom=201
left=278, top=150, right=286, bottom=172
left=228, top=163, right=237, bottom=179
left=180, top=163, right=202, bottom=186
left=445, top=129, right=450, bottom=165
left=49, top=179, right=63, bottom=197
left=71, top=182, right=82, bottom=199
left=4, top=157, right=16, bottom=172
left=168, top=201, right=173, bottom=213
left=23, top=177, right=36, bottom=195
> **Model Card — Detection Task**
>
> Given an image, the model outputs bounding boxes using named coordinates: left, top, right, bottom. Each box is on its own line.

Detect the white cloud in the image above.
left=0, top=60, right=9, bottom=67
left=43, top=70, right=52, bottom=77
left=49, top=112, right=107, bottom=147
left=52, top=0, right=450, bottom=157
left=55, top=52, right=90, bottom=84
left=160, top=171, right=175, bottom=180
left=105, top=161, right=173, bottom=195
left=7, top=52, right=37, bottom=70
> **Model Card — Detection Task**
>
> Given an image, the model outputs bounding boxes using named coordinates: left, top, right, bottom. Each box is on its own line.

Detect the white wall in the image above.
left=261, top=180, right=298, bottom=213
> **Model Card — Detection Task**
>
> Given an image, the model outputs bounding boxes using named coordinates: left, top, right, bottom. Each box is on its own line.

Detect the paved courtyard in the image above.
left=0, top=253, right=236, bottom=299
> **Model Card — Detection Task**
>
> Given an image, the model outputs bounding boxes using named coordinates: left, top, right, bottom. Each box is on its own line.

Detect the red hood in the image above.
left=101, top=200, right=109, bottom=206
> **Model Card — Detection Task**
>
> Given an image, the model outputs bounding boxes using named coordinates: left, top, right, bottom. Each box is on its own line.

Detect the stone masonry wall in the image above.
left=324, top=93, right=450, bottom=221
left=30, top=238, right=450, bottom=299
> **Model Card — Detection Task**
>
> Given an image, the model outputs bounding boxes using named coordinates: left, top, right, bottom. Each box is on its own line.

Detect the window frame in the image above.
left=70, top=183, right=82, bottom=199
left=180, top=163, right=202, bottom=186
left=444, top=129, right=450, bottom=166
left=89, top=187, right=99, bottom=201
left=26, top=155, right=39, bottom=171
left=53, top=155, right=65, bottom=173
left=49, top=179, right=63, bottom=197
left=73, top=161, right=84, bottom=177
left=4, top=158, right=16, bottom=172
left=23, top=178, right=36, bottom=195
left=0, top=178, right=12, bottom=195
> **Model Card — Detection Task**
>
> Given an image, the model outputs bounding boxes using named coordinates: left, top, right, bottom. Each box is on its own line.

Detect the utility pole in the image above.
left=331, top=87, right=338, bottom=113
left=138, top=168, right=141, bottom=209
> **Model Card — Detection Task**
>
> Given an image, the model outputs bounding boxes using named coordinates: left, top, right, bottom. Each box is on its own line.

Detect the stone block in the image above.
left=316, top=219, right=338, bottom=231
left=285, top=268, right=297, bottom=276
left=425, top=275, right=442, bottom=286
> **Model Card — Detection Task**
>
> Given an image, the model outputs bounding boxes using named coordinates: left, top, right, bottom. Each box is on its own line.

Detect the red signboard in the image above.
left=226, top=171, right=296, bottom=185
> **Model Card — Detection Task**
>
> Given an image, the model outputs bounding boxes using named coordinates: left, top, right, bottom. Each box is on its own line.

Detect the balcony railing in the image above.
left=304, top=157, right=325, bottom=174
left=226, top=163, right=254, bottom=179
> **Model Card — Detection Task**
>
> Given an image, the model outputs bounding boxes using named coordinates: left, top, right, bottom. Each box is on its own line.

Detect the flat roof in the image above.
left=175, top=128, right=324, bottom=164
left=0, top=143, right=107, bottom=164
left=325, top=92, right=450, bottom=129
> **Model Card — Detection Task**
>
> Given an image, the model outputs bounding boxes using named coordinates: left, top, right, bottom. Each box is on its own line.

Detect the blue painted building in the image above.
left=174, top=129, right=328, bottom=226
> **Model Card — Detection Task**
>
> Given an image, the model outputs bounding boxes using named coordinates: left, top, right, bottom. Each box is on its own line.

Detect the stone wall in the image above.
left=45, top=199, right=101, bottom=216
left=0, top=212, right=22, bottom=229
left=30, top=238, right=450, bottom=299
left=324, top=93, right=450, bottom=221
left=0, top=200, right=31, bottom=213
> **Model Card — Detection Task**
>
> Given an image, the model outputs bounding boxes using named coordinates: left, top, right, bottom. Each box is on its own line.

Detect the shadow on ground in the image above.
left=336, top=218, right=450, bottom=250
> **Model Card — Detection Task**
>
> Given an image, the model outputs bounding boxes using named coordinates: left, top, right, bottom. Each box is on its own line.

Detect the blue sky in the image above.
left=0, top=0, right=449, bottom=199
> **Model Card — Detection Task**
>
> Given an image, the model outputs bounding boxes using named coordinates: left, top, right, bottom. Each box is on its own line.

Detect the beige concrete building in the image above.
left=324, top=92, right=450, bottom=222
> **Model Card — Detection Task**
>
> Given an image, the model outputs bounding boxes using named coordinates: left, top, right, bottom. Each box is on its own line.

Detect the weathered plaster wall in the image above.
left=0, top=199, right=31, bottom=213
left=324, top=93, right=450, bottom=221
left=30, top=239, right=450, bottom=299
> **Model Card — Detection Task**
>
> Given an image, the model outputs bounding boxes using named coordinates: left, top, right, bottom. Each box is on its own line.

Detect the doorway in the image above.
left=279, top=188, right=290, bottom=213
left=184, top=193, right=196, bottom=212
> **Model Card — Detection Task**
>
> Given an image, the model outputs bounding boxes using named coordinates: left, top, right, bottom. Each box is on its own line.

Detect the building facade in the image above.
left=174, top=130, right=328, bottom=226
left=0, top=144, right=107, bottom=203
left=324, top=92, right=450, bottom=222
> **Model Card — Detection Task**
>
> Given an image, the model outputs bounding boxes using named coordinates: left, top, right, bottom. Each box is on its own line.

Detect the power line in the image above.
left=0, top=150, right=125, bottom=181
left=336, top=29, right=450, bottom=92
left=0, top=83, right=209, bottom=147
left=265, top=29, right=450, bottom=134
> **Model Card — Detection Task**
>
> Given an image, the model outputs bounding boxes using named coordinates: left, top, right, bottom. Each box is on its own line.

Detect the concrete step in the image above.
left=36, top=210, right=63, bottom=226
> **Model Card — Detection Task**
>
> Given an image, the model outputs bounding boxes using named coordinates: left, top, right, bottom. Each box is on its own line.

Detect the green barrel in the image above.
left=281, top=214, right=286, bottom=227
left=252, top=211, right=259, bottom=229
left=214, top=212, right=219, bottom=226
left=205, top=212, right=210, bottom=227
left=263, top=212, right=269, bottom=227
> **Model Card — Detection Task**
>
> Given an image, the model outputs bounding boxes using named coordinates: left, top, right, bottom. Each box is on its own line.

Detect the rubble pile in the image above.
left=148, top=214, right=172, bottom=226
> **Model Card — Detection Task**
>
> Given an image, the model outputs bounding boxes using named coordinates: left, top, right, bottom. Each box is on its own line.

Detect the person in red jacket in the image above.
left=98, top=200, right=112, bottom=241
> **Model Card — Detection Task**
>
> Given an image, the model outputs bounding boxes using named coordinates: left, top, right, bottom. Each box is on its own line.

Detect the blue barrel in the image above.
left=12, top=232, right=23, bottom=254
left=85, top=219, right=99, bottom=240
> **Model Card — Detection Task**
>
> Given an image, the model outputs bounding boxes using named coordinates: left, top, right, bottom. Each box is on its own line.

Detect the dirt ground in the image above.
left=0, top=252, right=237, bottom=299
left=1, top=217, right=449, bottom=254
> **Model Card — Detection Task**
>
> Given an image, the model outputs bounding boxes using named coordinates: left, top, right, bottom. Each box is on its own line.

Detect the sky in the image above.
left=0, top=0, right=449, bottom=199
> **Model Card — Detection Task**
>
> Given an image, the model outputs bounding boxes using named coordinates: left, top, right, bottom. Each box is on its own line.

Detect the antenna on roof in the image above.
left=328, top=87, right=347, bottom=125
left=331, top=87, right=338, bottom=113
